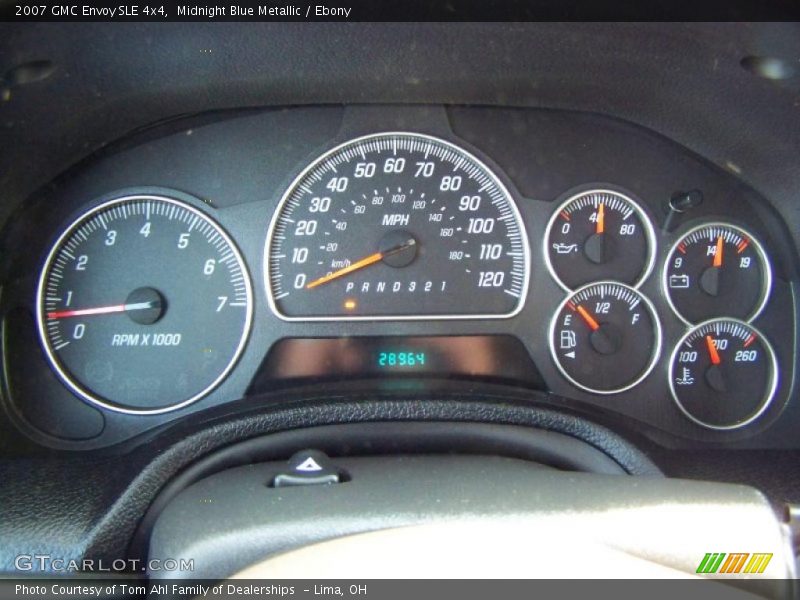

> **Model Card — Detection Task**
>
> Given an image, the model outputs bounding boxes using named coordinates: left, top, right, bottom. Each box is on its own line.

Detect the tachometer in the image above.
left=37, top=194, right=253, bottom=414
left=266, top=133, right=530, bottom=320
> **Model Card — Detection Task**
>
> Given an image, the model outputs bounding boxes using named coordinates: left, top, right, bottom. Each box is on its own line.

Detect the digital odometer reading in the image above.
left=377, top=351, right=426, bottom=369
left=266, top=133, right=530, bottom=319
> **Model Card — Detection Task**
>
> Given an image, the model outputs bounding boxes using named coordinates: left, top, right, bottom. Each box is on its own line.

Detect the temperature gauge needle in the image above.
left=47, top=301, right=158, bottom=319
left=705, top=335, right=722, bottom=365
left=306, top=237, right=416, bottom=290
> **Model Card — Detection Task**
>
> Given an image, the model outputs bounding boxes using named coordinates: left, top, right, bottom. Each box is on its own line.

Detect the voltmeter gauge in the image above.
left=549, top=282, right=661, bottom=394
left=663, top=223, right=771, bottom=324
left=544, top=189, right=656, bottom=290
left=669, top=319, right=778, bottom=430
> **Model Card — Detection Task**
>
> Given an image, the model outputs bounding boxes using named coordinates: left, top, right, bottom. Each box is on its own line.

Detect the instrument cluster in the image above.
left=0, top=105, right=796, bottom=449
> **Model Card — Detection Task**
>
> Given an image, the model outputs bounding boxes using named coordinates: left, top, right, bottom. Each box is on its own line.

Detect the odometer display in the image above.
left=266, top=133, right=530, bottom=319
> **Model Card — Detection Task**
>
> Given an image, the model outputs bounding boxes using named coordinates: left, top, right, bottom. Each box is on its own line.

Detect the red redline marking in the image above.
left=737, top=239, right=750, bottom=254
left=677, top=243, right=687, bottom=254
left=560, top=210, right=570, bottom=221
left=567, top=301, right=577, bottom=311
left=743, top=334, right=757, bottom=348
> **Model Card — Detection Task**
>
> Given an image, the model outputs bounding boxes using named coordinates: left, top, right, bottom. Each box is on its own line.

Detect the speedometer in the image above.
left=266, top=133, right=530, bottom=320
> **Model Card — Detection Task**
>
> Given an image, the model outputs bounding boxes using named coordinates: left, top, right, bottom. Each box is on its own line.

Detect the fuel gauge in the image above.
left=549, top=282, right=661, bottom=394
left=669, top=319, right=778, bottom=430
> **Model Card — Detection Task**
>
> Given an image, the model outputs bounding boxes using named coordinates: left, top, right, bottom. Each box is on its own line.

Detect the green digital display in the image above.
left=377, top=351, right=426, bottom=368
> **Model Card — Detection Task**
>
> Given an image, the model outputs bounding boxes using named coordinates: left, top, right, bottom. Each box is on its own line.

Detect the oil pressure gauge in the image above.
left=545, top=189, right=656, bottom=290
left=549, top=282, right=661, bottom=394
left=663, top=223, right=771, bottom=324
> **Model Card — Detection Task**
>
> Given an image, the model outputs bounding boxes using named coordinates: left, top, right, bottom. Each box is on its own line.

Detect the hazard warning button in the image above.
left=270, top=449, right=346, bottom=488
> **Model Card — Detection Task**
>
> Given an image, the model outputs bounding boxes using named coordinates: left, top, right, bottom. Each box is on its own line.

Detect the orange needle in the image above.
left=575, top=305, right=600, bottom=331
left=306, top=252, right=384, bottom=289
left=713, top=235, right=724, bottom=267
left=705, top=335, right=722, bottom=365
left=596, top=203, right=605, bottom=234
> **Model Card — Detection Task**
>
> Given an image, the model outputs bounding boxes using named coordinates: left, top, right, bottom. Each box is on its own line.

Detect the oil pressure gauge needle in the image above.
left=306, top=236, right=416, bottom=290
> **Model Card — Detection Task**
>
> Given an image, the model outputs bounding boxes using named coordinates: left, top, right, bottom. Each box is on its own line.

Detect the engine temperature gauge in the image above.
left=549, top=282, right=661, bottom=394
left=545, top=189, right=656, bottom=290
left=663, top=223, right=771, bottom=324
left=669, top=319, right=778, bottom=430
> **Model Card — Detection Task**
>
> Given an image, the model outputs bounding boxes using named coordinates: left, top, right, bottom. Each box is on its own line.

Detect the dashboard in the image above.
left=1, top=104, right=797, bottom=450
left=3, top=21, right=800, bottom=583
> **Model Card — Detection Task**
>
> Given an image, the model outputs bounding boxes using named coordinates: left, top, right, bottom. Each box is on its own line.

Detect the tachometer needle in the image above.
left=47, top=301, right=158, bottom=319
left=596, top=202, right=605, bottom=234
left=306, top=238, right=416, bottom=290
left=705, top=335, right=722, bottom=365
left=713, top=235, right=724, bottom=268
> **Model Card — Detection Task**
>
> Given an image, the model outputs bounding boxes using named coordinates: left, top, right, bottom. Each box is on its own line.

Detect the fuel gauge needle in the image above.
left=574, top=304, right=600, bottom=331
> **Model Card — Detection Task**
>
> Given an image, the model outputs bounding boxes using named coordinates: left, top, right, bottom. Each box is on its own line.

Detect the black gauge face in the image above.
left=37, top=196, right=253, bottom=414
left=664, top=223, right=771, bottom=324
left=549, top=282, right=661, bottom=394
left=669, top=319, right=777, bottom=430
left=545, top=190, right=655, bottom=290
left=266, top=132, right=530, bottom=320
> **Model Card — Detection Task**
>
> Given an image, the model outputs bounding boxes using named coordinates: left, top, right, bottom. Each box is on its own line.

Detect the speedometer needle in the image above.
left=306, top=238, right=416, bottom=290
left=47, top=301, right=158, bottom=319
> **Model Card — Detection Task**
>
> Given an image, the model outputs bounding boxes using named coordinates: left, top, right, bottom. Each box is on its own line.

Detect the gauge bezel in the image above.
left=548, top=281, right=662, bottom=395
left=263, top=131, right=532, bottom=322
left=543, top=188, right=657, bottom=292
left=35, top=194, right=254, bottom=416
left=661, top=221, right=773, bottom=325
left=667, top=318, right=778, bottom=431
